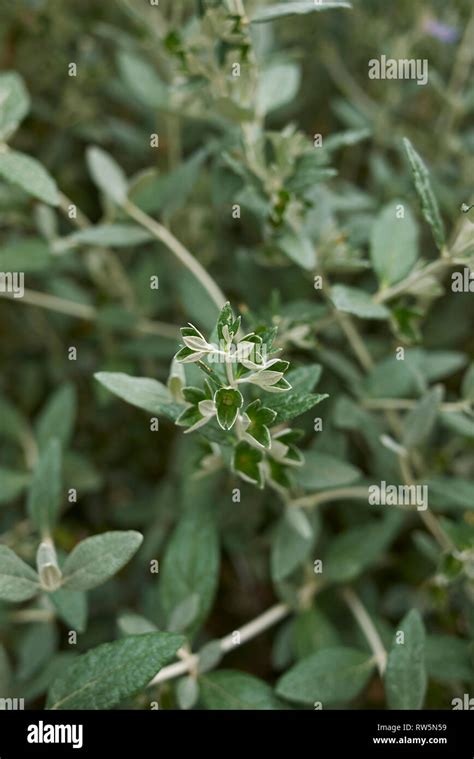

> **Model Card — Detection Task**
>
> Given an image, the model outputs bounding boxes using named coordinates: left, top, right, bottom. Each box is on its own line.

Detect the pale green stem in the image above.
left=124, top=200, right=227, bottom=310
left=399, top=454, right=455, bottom=552
left=342, top=588, right=387, bottom=676
left=291, top=486, right=370, bottom=510
left=149, top=601, right=290, bottom=686
left=10, top=609, right=55, bottom=624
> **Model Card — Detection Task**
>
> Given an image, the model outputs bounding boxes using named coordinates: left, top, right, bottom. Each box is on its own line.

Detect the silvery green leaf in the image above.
left=277, top=228, right=316, bottom=270
left=427, top=477, right=474, bottom=512
left=215, top=388, right=243, bottom=430
left=36, top=383, right=77, bottom=450
left=439, top=412, right=474, bottom=439
left=403, top=138, right=446, bottom=250
left=296, top=450, right=361, bottom=489
left=0, top=149, right=59, bottom=205
left=167, top=358, right=186, bottom=402
left=35, top=202, right=58, bottom=241
left=293, top=607, right=340, bottom=659
left=324, top=513, right=403, bottom=583
left=197, top=641, right=223, bottom=674
left=257, top=63, right=301, bottom=116
left=461, top=362, right=474, bottom=401
left=47, top=632, right=184, bottom=709
left=49, top=589, right=88, bottom=633
left=421, top=350, right=467, bottom=381
left=271, top=390, right=327, bottom=425
left=363, top=349, right=466, bottom=399
left=117, top=612, right=157, bottom=636
left=370, top=201, right=419, bottom=286
left=159, top=507, right=219, bottom=637
left=95, top=371, right=181, bottom=420
left=201, top=670, right=283, bottom=709
left=175, top=346, right=207, bottom=364
left=252, top=2, right=352, bottom=24
left=268, top=364, right=327, bottom=424
left=330, top=284, right=390, bottom=320
left=27, top=439, right=62, bottom=534
left=133, top=149, right=208, bottom=216
left=323, top=128, right=371, bottom=152
left=385, top=609, right=426, bottom=709
left=0, top=71, right=30, bottom=140
left=168, top=593, right=200, bottom=633
left=176, top=675, right=200, bottom=710
left=276, top=647, right=375, bottom=705
left=0, top=395, right=30, bottom=445
left=86, top=146, right=128, bottom=205
left=117, top=51, right=168, bottom=109
left=403, top=386, right=443, bottom=449
left=181, top=336, right=210, bottom=352
left=56, top=224, right=152, bottom=251
left=0, top=545, right=40, bottom=602
left=62, top=531, right=143, bottom=591
left=271, top=508, right=315, bottom=582
left=280, top=364, right=322, bottom=395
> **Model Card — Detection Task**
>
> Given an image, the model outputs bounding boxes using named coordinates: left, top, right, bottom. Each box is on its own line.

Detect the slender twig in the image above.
left=399, top=454, right=455, bottom=552
left=342, top=588, right=387, bottom=676
left=320, top=274, right=374, bottom=371
left=124, top=200, right=227, bottom=310
left=291, top=486, right=370, bottom=510
left=149, top=602, right=289, bottom=686
left=10, top=609, right=55, bottom=624
left=58, top=192, right=90, bottom=229
left=334, top=311, right=374, bottom=371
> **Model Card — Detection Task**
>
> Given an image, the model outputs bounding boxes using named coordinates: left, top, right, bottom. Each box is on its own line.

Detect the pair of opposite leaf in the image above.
left=0, top=531, right=142, bottom=603
left=173, top=304, right=304, bottom=488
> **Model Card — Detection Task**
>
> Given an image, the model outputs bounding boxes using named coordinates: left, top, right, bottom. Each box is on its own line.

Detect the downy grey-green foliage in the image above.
left=0, top=0, right=473, bottom=711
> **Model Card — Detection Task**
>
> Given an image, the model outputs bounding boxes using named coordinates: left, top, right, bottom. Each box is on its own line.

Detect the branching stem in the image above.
left=342, top=588, right=387, bottom=676
left=149, top=602, right=289, bottom=686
